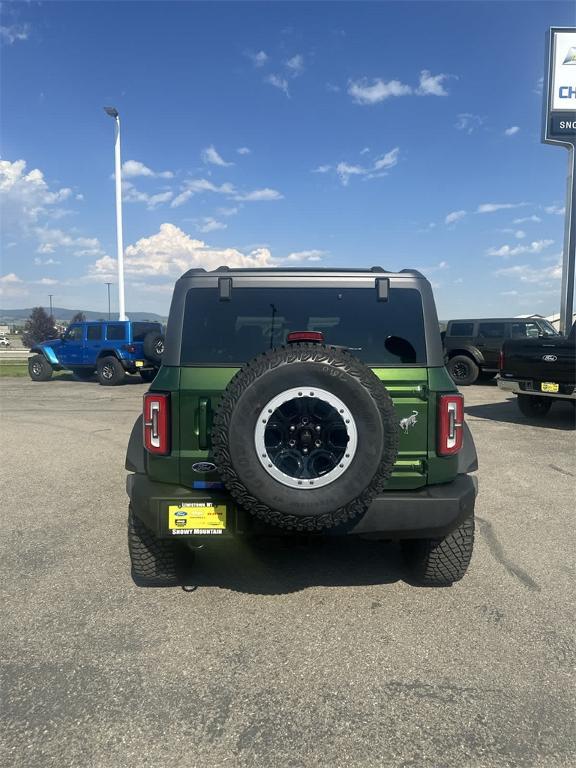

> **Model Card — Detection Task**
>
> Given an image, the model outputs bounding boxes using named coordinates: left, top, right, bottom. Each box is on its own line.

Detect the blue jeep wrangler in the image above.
left=28, top=320, right=164, bottom=386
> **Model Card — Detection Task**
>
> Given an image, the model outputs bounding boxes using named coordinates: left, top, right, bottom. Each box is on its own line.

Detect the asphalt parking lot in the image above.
left=1, top=376, right=575, bottom=768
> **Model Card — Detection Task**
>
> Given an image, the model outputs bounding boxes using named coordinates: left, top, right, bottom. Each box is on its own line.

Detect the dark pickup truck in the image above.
left=498, top=322, right=576, bottom=417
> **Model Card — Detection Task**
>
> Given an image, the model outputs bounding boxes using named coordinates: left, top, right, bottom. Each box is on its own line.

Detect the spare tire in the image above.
left=212, top=344, right=399, bottom=531
left=143, top=332, right=165, bottom=364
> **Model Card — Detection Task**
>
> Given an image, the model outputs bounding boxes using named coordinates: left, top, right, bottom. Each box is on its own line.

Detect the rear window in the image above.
left=180, top=286, right=427, bottom=365
left=448, top=322, right=474, bottom=337
left=132, top=322, right=161, bottom=341
left=106, top=324, right=126, bottom=341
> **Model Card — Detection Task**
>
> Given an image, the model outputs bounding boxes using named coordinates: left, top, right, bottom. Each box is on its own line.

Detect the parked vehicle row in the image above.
left=27, top=320, right=164, bottom=386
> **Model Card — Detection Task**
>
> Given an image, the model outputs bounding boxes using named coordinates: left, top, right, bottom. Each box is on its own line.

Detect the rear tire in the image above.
left=143, top=332, right=165, bottom=365
left=96, top=356, right=125, bottom=386
left=517, top=394, right=552, bottom=418
left=28, top=354, right=53, bottom=382
left=401, top=513, right=475, bottom=586
left=128, top=506, right=189, bottom=587
left=447, top=355, right=479, bottom=386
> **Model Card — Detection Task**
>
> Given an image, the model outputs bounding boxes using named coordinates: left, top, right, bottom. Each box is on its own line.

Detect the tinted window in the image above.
left=106, top=324, right=126, bottom=341
left=478, top=322, right=505, bottom=339
left=449, top=322, right=474, bottom=337
left=64, top=325, right=83, bottom=342
left=132, top=322, right=162, bottom=341
left=181, top=287, right=427, bottom=365
left=86, top=325, right=102, bottom=341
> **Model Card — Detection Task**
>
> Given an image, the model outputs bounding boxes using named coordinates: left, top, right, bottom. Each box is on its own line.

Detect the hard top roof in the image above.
left=180, top=265, right=424, bottom=279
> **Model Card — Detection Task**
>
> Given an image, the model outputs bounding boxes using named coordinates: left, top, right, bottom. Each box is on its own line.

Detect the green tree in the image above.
left=21, top=307, right=58, bottom=348
left=70, top=311, right=86, bottom=324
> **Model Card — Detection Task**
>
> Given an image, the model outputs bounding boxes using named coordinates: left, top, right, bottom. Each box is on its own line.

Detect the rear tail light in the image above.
left=286, top=331, right=324, bottom=343
left=143, top=393, right=170, bottom=455
left=123, top=344, right=137, bottom=353
left=438, top=394, right=464, bottom=456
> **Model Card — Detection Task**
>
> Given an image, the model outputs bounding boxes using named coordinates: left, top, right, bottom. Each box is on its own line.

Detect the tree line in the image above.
left=22, top=309, right=86, bottom=348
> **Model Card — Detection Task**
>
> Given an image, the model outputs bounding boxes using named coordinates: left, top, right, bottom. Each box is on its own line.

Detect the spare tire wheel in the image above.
left=211, top=344, right=399, bottom=531
left=143, top=332, right=165, bottom=364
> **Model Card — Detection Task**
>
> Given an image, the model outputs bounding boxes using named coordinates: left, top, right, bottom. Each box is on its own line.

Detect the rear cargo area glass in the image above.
left=180, top=287, right=426, bottom=365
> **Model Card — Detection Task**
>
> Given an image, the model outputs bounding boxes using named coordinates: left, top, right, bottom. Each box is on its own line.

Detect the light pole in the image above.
left=48, top=294, right=54, bottom=318
left=105, top=282, right=113, bottom=320
left=104, top=106, right=127, bottom=321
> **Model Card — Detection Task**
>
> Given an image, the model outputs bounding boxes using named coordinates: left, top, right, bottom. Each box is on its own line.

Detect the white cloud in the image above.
left=36, top=277, right=58, bottom=286
left=266, top=74, right=290, bottom=96
left=286, top=54, right=305, bottom=76
left=414, top=261, right=449, bottom=274
left=486, top=239, right=554, bottom=258
left=0, top=24, right=29, bottom=44
left=247, top=50, right=268, bottom=67
left=237, top=147, right=251, bottom=155
left=0, top=272, right=28, bottom=298
left=445, top=210, right=466, bottom=225
left=504, top=126, right=520, bottom=136
left=217, top=206, right=239, bottom=217
left=122, top=181, right=173, bottom=209
left=476, top=202, right=529, bottom=214
left=89, top=223, right=276, bottom=279
left=285, top=250, right=326, bottom=262
left=330, top=148, right=400, bottom=186
left=171, top=179, right=282, bottom=207
left=514, top=215, right=541, bottom=224
left=500, top=290, right=518, bottom=296
left=201, top=145, right=234, bottom=167
left=234, top=187, right=283, bottom=202
left=494, top=263, right=561, bottom=283
left=417, top=70, right=450, bottom=96
left=34, top=256, right=61, bottom=266
left=121, top=160, right=173, bottom=178
left=0, top=159, right=73, bottom=228
left=348, top=78, right=412, bottom=105
left=455, top=113, right=484, bottom=134
left=34, top=227, right=106, bottom=258
left=544, top=204, right=565, bottom=215
left=196, top=217, right=227, bottom=233
left=514, top=230, right=526, bottom=239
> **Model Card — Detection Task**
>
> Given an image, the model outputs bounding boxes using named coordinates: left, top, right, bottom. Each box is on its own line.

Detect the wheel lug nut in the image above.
left=289, top=440, right=296, bottom=447
left=315, top=440, right=321, bottom=447
left=303, top=448, right=308, bottom=454
left=289, top=425, right=296, bottom=432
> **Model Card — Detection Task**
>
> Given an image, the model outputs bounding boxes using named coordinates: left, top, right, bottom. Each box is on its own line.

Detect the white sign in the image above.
left=552, top=30, right=576, bottom=110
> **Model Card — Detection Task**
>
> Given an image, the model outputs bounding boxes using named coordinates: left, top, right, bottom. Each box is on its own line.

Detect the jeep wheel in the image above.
left=447, top=355, right=479, bottom=386
left=143, top=332, right=165, bottom=365
left=128, top=506, right=189, bottom=587
left=140, top=368, right=158, bottom=384
left=401, top=513, right=475, bottom=587
left=96, top=356, right=125, bottom=386
left=28, top=354, right=53, bottom=382
left=212, top=344, right=399, bottom=531
left=517, top=394, right=552, bottom=418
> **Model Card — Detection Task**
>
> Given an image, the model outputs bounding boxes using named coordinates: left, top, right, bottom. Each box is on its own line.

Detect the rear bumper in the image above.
left=497, top=376, right=576, bottom=399
left=126, top=473, right=477, bottom=540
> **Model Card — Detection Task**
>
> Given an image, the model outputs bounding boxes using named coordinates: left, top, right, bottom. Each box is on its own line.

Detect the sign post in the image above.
left=542, top=27, right=576, bottom=334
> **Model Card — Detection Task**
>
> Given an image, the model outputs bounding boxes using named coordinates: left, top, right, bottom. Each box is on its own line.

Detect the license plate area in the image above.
left=541, top=382, right=559, bottom=393
left=168, top=502, right=227, bottom=536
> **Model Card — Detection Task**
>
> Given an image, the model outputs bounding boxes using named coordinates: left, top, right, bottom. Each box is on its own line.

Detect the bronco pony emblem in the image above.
left=399, top=410, right=419, bottom=433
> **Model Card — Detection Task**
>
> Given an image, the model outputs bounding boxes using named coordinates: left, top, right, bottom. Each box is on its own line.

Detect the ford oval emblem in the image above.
left=542, top=354, right=557, bottom=362
left=192, top=461, right=216, bottom=473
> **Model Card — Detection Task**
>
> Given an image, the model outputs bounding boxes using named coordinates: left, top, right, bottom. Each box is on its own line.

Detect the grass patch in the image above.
left=0, top=362, right=28, bottom=377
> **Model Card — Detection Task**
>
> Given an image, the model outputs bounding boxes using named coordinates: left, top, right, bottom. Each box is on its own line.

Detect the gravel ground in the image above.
left=0, top=376, right=574, bottom=768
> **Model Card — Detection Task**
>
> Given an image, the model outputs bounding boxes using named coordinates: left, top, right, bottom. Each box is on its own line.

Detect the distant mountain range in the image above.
left=0, top=307, right=167, bottom=324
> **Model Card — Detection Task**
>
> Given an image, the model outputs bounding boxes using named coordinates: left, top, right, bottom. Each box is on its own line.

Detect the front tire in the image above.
left=128, top=506, right=189, bottom=587
left=401, top=513, right=475, bottom=586
left=447, top=355, right=479, bottom=386
left=517, top=394, right=552, bottom=418
left=96, top=356, right=125, bottom=386
left=28, top=354, right=53, bottom=382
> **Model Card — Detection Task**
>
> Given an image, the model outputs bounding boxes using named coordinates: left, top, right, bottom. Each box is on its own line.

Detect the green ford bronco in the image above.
left=125, top=267, right=478, bottom=587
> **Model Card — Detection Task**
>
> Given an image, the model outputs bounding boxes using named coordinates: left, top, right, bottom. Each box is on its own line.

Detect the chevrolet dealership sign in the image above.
left=543, top=27, right=576, bottom=145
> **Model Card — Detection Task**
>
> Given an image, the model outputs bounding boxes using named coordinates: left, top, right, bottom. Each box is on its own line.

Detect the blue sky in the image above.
left=1, top=0, right=574, bottom=318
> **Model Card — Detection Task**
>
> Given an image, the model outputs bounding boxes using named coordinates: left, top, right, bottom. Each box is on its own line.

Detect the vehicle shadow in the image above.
left=178, top=536, right=409, bottom=595
left=51, top=373, right=145, bottom=385
left=466, top=397, right=576, bottom=431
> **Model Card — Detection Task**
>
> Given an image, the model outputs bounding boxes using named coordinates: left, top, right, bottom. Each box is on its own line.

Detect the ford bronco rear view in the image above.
left=125, top=267, right=478, bottom=587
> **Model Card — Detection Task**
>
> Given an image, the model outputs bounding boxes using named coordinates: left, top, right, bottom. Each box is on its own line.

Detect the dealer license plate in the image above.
left=541, top=382, right=559, bottom=393
left=168, top=502, right=226, bottom=535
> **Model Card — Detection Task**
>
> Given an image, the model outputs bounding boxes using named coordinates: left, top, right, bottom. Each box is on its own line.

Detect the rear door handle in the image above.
left=198, top=398, right=209, bottom=450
